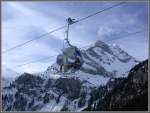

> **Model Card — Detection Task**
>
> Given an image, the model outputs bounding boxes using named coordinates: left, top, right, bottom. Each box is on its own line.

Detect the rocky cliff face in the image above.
left=84, top=59, right=148, bottom=111
left=2, top=40, right=144, bottom=111
left=2, top=73, right=91, bottom=111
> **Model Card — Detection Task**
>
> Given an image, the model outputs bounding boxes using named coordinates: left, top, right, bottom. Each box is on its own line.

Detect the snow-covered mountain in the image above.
left=2, top=40, right=142, bottom=111
left=41, top=40, right=138, bottom=86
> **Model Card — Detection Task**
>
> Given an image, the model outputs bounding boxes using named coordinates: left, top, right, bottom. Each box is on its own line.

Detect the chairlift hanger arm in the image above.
left=65, top=17, right=76, bottom=47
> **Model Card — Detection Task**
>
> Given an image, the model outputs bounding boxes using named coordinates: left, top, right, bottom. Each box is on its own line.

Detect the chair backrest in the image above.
left=62, top=46, right=76, bottom=58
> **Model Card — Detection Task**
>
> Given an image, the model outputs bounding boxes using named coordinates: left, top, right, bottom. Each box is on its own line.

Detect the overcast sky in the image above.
left=2, top=1, right=148, bottom=73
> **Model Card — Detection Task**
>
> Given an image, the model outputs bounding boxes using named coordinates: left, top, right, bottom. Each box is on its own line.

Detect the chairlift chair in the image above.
left=56, top=17, right=83, bottom=72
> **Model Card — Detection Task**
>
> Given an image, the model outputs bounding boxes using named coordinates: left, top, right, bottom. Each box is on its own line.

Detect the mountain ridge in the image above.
left=2, top=40, right=144, bottom=111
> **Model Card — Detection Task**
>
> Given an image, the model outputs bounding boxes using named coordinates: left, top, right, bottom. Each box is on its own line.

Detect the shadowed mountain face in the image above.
left=84, top=59, right=148, bottom=111
left=2, top=40, right=146, bottom=111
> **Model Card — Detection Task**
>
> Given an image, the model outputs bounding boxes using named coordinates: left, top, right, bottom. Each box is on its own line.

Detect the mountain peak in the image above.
left=94, top=40, right=110, bottom=49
